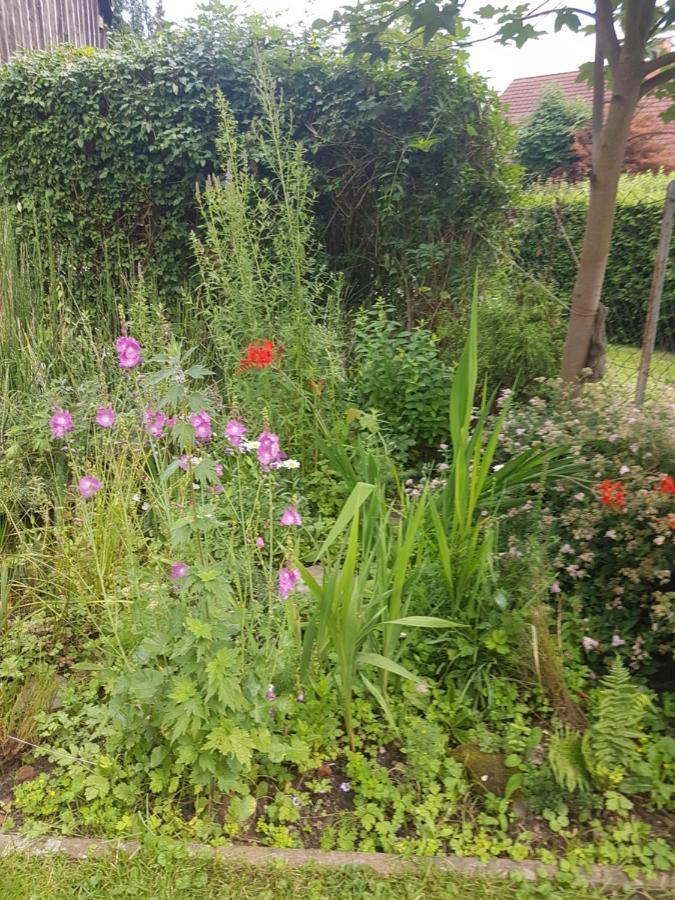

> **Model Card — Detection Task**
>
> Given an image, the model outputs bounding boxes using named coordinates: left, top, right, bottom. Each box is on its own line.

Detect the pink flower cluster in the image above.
left=95, top=405, right=116, bottom=428
left=50, top=408, right=73, bottom=439
left=78, top=475, right=102, bottom=500
left=280, top=504, right=302, bottom=526
left=190, top=411, right=212, bottom=443
left=278, top=566, right=301, bottom=600
left=116, top=336, right=143, bottom=370
left=144, top=408, right=169, bottom=438
left=257, top=431, right=282, bottom=470
left=171, top=562, right=189, bottom=581
left=225, top=419, right=246, bottom=448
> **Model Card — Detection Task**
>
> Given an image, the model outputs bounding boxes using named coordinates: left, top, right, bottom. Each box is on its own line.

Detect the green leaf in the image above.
left=204, top=726, right=255, bottom=767
left=185, top=617, right=213, bottom=640
left=315, top=482, right=374, bottom=560
left=384, top=616, right=467, bottom=628
left=84, top=773, right=110, bottom=800
left=169, top=676, right=196, bottom=703
left=357, top=651, right=419, bottom=682
left=229, top=793, right=257, bottom=822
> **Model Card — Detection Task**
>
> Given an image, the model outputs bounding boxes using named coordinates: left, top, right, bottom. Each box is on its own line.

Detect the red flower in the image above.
left=658, top=475, right=675, bottom=496
left=598, top=479, right=625, bottom=511
left=240, top=340, right=282, bottom=370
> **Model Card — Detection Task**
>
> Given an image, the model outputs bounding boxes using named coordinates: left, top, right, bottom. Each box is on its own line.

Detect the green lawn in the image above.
left=0, top=851, right=623, bottom=900
left=605, top=344, right=675, bottom=400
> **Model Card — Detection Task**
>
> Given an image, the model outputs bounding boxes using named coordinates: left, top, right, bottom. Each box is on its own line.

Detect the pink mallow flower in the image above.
left=214, top=463, right=224, bottom=477
left=95, top=405, right=116, bottom=428
left=280, top=504, right=302, bottom=526
left=115, top=336, right=143, bottom=370
left=257, top=431, right=282, bottom=470
left=278, top=566, right=300, bottom=600
left=256, top=536, right=265, bottom=549
left=190, top=411, right=212, bottom=443
left=78, top=475, right=101, bottom=500
left=170, top=562, right=189, bottom=581
left=582, top=636, right=599, bottom=652
left=144, top=408, right=169, bottom=439
left=179, top=454, right=198, bottom=472
left=50, top=407, right=73, bottom=439
left=225, top=419, right=246, bottom=448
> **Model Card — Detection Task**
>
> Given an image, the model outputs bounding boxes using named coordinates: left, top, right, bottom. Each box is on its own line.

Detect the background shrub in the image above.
left=515, top=89, right=590, bottom=182
left=512, top=173, right=675, bottom=346
left=0, top=11, right=515, bottom=313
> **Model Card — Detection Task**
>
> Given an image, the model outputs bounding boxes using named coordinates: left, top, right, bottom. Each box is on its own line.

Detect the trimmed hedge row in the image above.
left=513, top=175, right=674, bottom=346
left=0, top=11, right=514, bottom=305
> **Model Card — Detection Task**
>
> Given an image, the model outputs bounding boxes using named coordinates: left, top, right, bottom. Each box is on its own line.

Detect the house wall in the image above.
left=0, top=0, right=107, bottom=63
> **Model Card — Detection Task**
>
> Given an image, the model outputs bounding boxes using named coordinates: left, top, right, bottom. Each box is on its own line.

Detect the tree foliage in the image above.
left=515, top=90, right=591, bottom=182
left=562, top=105, right=675, bottom=180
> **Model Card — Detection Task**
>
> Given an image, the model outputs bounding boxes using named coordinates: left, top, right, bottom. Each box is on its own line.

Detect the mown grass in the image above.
left=0, top=851, right=626, bottom=900
left=605, top=344, right=675, bottom=401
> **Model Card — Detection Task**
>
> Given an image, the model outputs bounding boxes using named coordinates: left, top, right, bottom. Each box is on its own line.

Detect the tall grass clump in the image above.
left=192, top=68, right=343, bottom=461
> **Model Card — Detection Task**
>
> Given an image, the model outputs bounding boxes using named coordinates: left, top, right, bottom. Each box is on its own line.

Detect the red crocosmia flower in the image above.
left=598, top=479, right=625, bottom=511
left=658, top=475, right=675, bottom=496
left=240, top=340, right=282, bottom=370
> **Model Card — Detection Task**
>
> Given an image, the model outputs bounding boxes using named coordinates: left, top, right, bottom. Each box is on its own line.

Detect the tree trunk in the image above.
left=559, top=65, right=642, bottom=382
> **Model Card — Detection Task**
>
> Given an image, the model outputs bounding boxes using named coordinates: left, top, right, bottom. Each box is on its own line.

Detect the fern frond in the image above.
left=549, top=726, right=591, bottom=792
left=584, top=659, right=651, bottom=777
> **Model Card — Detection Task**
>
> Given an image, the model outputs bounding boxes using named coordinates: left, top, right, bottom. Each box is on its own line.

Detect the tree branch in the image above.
left=595, top=0, right=620, bottom=71
left=625, top=0, right=657, bottom=47
left=643, top=49, right=675, bottom=75
left=640, top=64, right=675, bottom=97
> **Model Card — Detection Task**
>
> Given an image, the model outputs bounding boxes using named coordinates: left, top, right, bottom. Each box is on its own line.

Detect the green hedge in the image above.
left=513, top=174, right=674, bottom=345
left=0, top=11, right=515, bottom=305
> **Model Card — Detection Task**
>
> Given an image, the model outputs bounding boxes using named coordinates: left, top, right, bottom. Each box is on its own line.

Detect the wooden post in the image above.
left=635, top=180, right=675, bottom=407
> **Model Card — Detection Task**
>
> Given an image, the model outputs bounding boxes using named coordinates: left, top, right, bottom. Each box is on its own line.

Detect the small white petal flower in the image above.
left=281, top=458, right=301, bottom=469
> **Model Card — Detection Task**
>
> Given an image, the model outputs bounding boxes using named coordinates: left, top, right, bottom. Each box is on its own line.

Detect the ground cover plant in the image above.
left=0, top=44, right=673, bottom=894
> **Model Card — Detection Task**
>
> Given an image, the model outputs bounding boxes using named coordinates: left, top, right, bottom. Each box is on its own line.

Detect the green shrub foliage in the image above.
left=515, top=89, right=590, bottom=182
left=0, top=11, right=514, bottom=306
left=349, top=302, right=453, bottom=458
left=512, top=175, right=675, bottom=345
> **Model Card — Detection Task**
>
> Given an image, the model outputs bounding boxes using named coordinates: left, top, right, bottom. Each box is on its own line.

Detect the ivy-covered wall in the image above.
left=0, top=12, right=515, bottom=306
left=513, top=175, right=674, bottom=345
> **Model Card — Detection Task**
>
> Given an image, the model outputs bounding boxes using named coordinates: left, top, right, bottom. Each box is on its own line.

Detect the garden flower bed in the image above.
left=0, top=70, right=672, bottom=890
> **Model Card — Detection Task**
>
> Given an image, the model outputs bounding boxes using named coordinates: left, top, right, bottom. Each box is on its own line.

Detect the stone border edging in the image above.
left=0, top=833, right=672, bottom=891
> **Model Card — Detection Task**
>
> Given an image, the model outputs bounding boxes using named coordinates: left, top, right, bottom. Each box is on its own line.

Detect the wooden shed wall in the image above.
left=0, top=0, right=107, bottom=63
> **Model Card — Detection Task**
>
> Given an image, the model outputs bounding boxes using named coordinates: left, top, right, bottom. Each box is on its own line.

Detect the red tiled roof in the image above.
left=500, top=70, right=675, bottom=163
left=500, top=71, right=593, bottom=123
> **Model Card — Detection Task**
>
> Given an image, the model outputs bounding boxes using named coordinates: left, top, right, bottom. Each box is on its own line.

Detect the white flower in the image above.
left=280, top=458, right=300, bottom=469
left=654, top=535, right=665, bottom=546
left=241, top=440, right=260, bottom=451
left=492, top=463, right=504, bottom=472
left=605, top=530, right=617, bottom=539
left=619, top=465, right=630, bottom=475
left=131, top=494, right=141, bottom=503
left=141, top=502, right=150, bottom=511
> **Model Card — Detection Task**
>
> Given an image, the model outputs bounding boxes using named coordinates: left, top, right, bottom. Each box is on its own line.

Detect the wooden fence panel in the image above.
left=0, top=0, right=107, bottom=62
